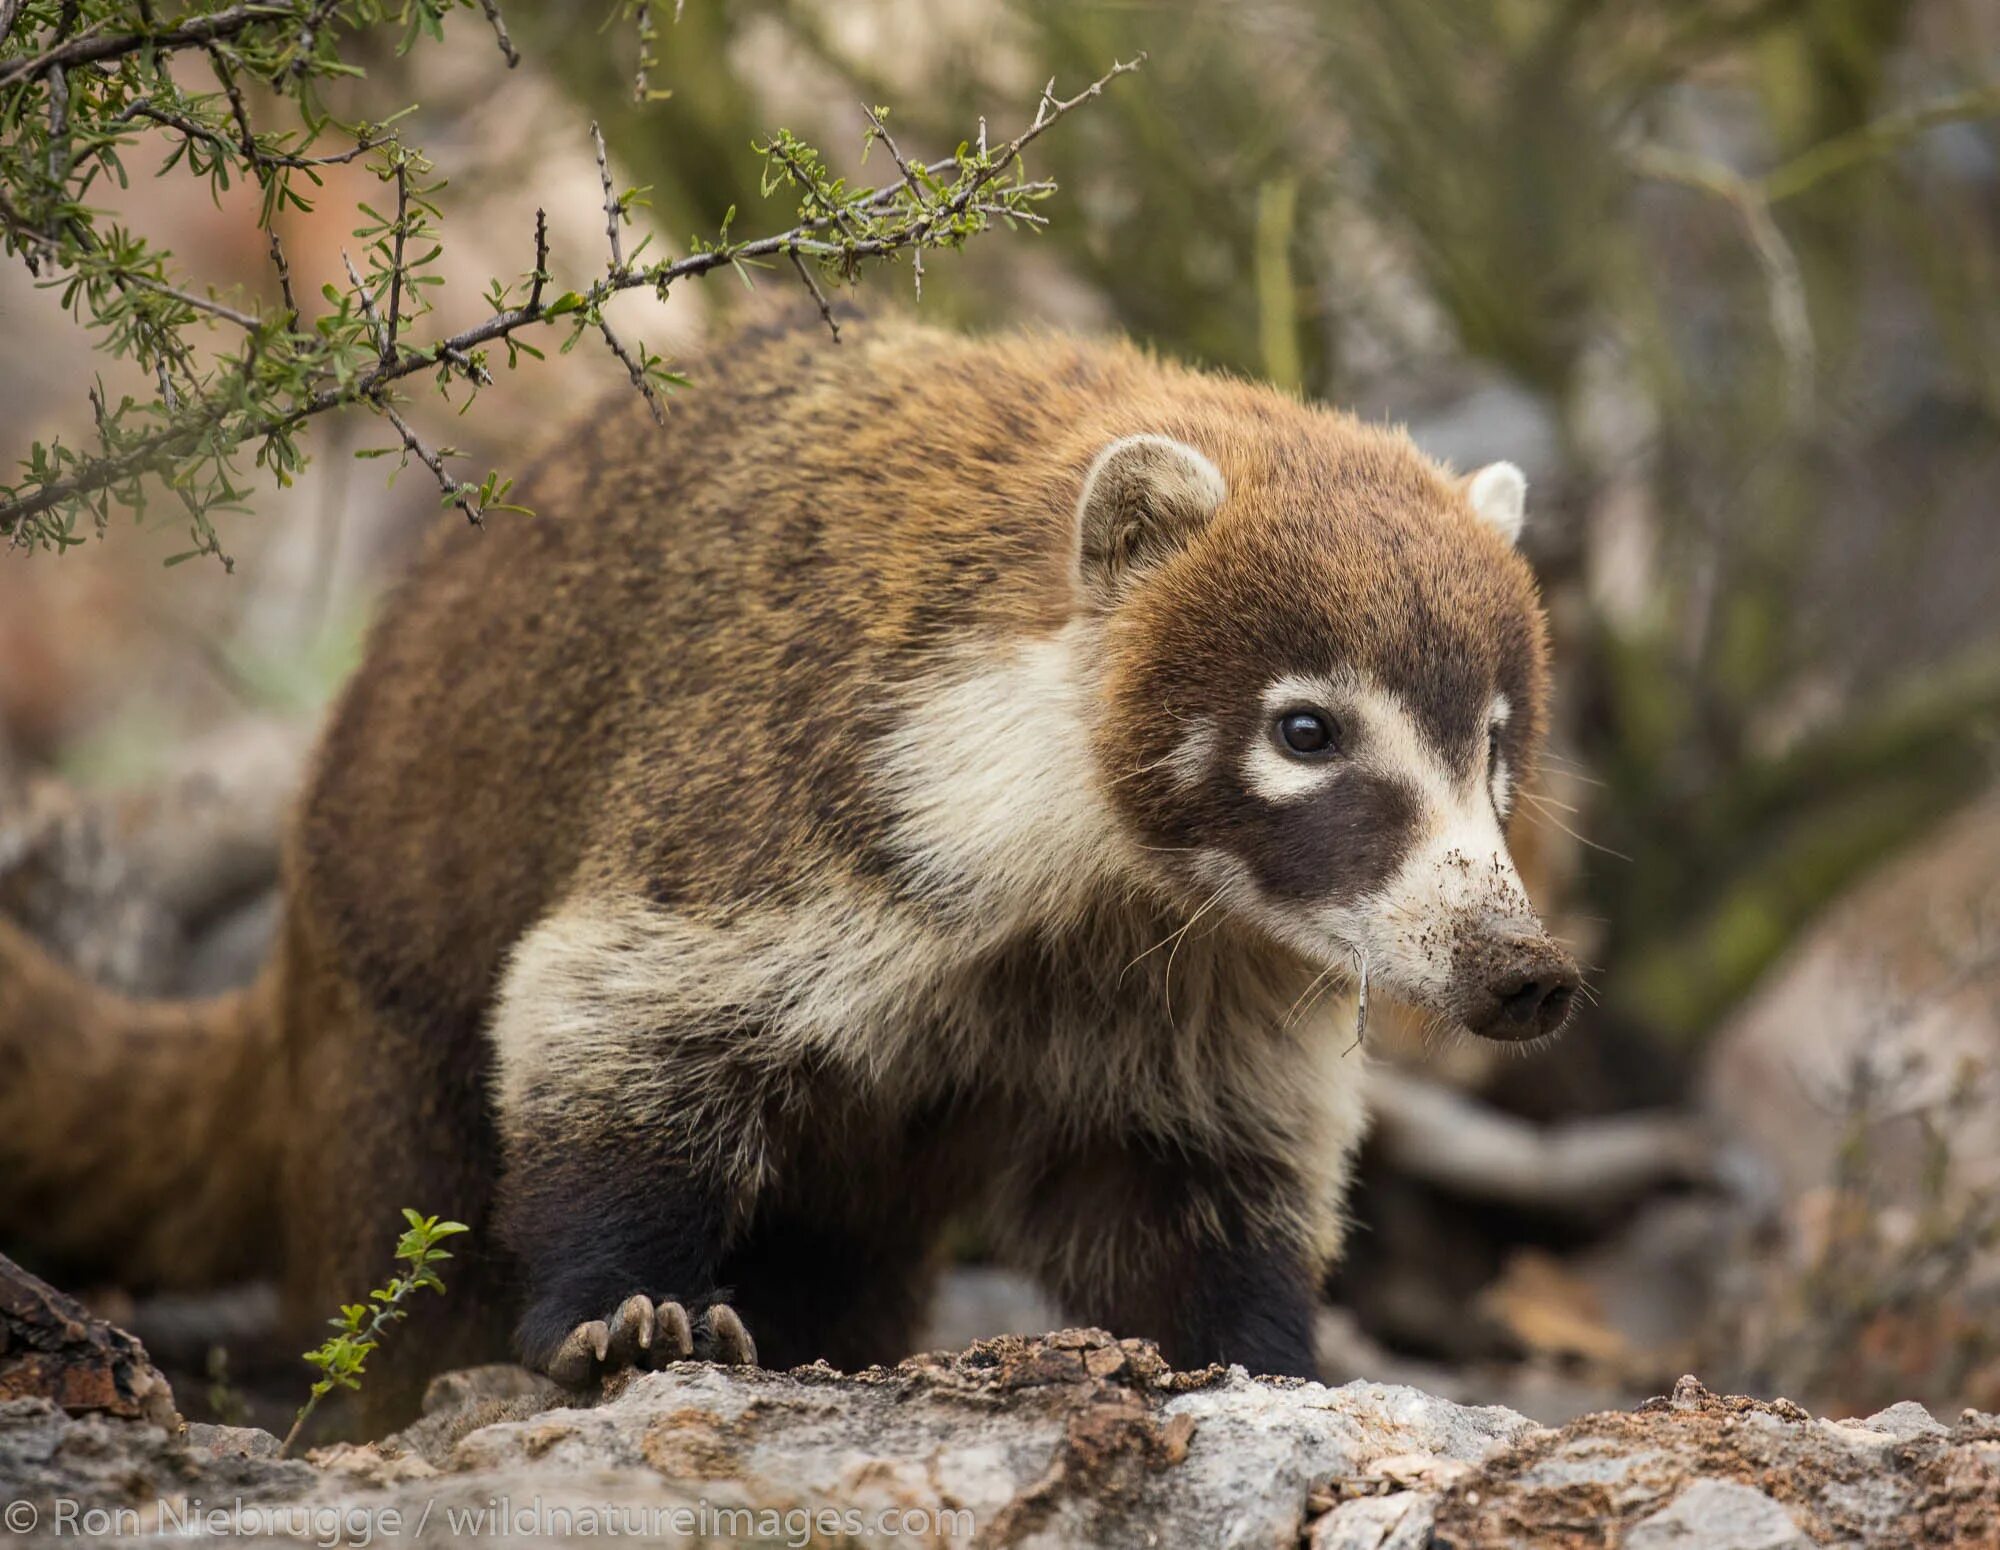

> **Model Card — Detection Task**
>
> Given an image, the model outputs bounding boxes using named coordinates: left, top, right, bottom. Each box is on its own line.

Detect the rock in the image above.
left=1850, top=1399, right=1947, bottom=1440
left=1310, top=1490, right=1434, bottom=1549
left=185, top=1422, right=285, bottom=1460
left=1432, top=1376, right=2000, bottom=1547
left=1703, top=791, right=2000, bottom=1207
left=0, top=1398, right=311, bottom=1519
left=0, top=1252, right=177, bottom=1428
left=0, top=1341, right=1995, bottom=1546
left=1625, top=1479, right=1815, bottom=1549
left=419, top=1363, right=562, bottom=1418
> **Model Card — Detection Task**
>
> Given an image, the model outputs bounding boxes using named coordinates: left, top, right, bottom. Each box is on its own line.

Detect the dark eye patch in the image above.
left=1233, top=769, right=1421, bottom=904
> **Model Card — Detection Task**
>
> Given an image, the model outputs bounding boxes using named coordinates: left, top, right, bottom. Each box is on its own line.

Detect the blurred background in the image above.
left=3, top=0, right=1998, bottom=1428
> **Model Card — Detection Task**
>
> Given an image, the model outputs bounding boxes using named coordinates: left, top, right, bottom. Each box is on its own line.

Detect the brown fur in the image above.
left=0, top=315, right=1558, bottom=1427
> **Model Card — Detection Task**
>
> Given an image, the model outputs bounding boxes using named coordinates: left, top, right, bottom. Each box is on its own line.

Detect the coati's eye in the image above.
left=1276, top=710, right=1339, bottom=757
left=1488, top=722, right=1502, bottom=772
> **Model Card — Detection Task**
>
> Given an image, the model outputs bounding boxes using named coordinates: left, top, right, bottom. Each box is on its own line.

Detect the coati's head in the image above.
left=1081, top=428, right=1579, bottom=1042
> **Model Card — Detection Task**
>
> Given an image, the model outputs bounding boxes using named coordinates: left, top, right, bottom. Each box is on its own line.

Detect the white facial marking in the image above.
left=1487, top=692, right=1514, bottom=814
left=1242, top=675, right=1345, bottom=802
left=1164, top=717, right=1217, bottom=791
left=1467, top=461, right=1528, bottom=544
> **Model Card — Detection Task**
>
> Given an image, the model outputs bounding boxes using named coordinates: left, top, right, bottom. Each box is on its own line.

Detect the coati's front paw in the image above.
left=535, top=1294, right=758, bottom=1388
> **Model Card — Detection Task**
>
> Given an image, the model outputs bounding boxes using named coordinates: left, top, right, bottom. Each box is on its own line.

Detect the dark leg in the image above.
left=718, top=1204, right=940, bottom=1371
left=498, top=1090, right=760, bottom=1384
left=713, top=1095, right=970, bottom=1371
left=1160, top=1219, right=1319, bottom=1378
left=999, top=1136, right=1320, bottom=1380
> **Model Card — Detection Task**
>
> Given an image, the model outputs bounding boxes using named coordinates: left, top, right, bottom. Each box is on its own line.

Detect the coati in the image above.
left=0, top=315, right=1578, bottom=1425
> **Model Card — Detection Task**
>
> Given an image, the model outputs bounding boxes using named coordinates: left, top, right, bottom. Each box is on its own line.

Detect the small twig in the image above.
left=435, top=344, right=492, bottom=387
left=380, top=404, right=478, bottom=524
left=203, top=44, right=258, bottom=165
left=788, top=249, right=840, bottom=342
left=597, top=318, right=663, bottom=423
left=46, top=64, right=72, bottom=193
left=267, top=230, right=298, bottom=325
left=112, top=98, right=385, bottom=171
left=631, top=0, right=652, bottom=102
left=591, top=121, right=624, bottom=275
left=340, top=249, right=388, bottom=358
left=0, top=0, right=25, bottom=48
left=284, top=0, right=346, bottom=84
left=1764, top=83, right=2000, bottom=205
left=474, top=0, right=519, bottom=68
left=527, top=207, right=549, bottom=312
left=122, top=269, right=262, bottom=330
left=862, top=104, right=924, bottom=204
left=383, top=159, right=409, bottom=361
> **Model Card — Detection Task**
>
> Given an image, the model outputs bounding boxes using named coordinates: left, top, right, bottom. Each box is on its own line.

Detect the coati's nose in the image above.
left=1461, top=946, right=1581, bottom=1042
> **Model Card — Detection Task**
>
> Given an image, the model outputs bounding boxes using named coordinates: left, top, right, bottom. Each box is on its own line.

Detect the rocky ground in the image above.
left=4, top=1256, right=1998, bottom=1549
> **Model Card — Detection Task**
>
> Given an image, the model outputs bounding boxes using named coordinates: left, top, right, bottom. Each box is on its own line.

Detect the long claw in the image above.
left=702, top=1303, right=757, bottom=1366
left=651, top=1299, right=695, bottom=1364
left=605, top=1293, right=656, bottom=1368
left=548, top=1319, right=610, bottom=1387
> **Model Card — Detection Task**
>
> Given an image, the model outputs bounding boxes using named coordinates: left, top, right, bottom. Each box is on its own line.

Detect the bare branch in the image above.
left=598, top=318, right=663, bottom=424
left=267, top=230, right=298, bottom=325
left=112, top=98, right=385, bottom=170
left=383, top=158, right=409, bottom=361
left=121, top=269, right=263, bottom=330
left=0, top=4, right=293, bottom=90
left=339, top=248, right=389, bottom=358
left=527, top=206, right=549, bottom=311
left=788, top=249, right=840, bottom=342
left=862, top=105, right=924, bottom=205
left=591, top=121, right=624, bottom=274
left=474, top=0, right=519, bottom=69
left=380, top=404, right=479, bottom=525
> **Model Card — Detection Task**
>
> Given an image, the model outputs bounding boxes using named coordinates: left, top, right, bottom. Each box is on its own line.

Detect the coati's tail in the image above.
left=0, top=916, right=286, bottom=1288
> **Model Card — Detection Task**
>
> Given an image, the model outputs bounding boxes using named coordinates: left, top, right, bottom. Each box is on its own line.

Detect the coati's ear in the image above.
left=1075, top=434, right=1228, bottom=605
left=1463, top=461, right=1528, bottom=545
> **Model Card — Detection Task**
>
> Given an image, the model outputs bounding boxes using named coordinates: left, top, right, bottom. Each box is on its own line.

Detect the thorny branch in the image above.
left=0, top=3, right=292, bottom=89
left=0, top=0, right=1142, bottom=553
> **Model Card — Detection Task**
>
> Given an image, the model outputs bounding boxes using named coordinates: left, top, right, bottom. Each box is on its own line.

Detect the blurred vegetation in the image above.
left=501, top=0, right=2000, bottom=1076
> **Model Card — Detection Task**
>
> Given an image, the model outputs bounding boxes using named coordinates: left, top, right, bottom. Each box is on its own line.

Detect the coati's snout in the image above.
left=1083, top=431, right=1577, bottom=1042
left=1444, top=919, right=1581, bottom=1042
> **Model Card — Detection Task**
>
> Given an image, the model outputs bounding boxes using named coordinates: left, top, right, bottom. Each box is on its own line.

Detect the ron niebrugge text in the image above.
left=11, top=1495, right=979, bottom=1543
